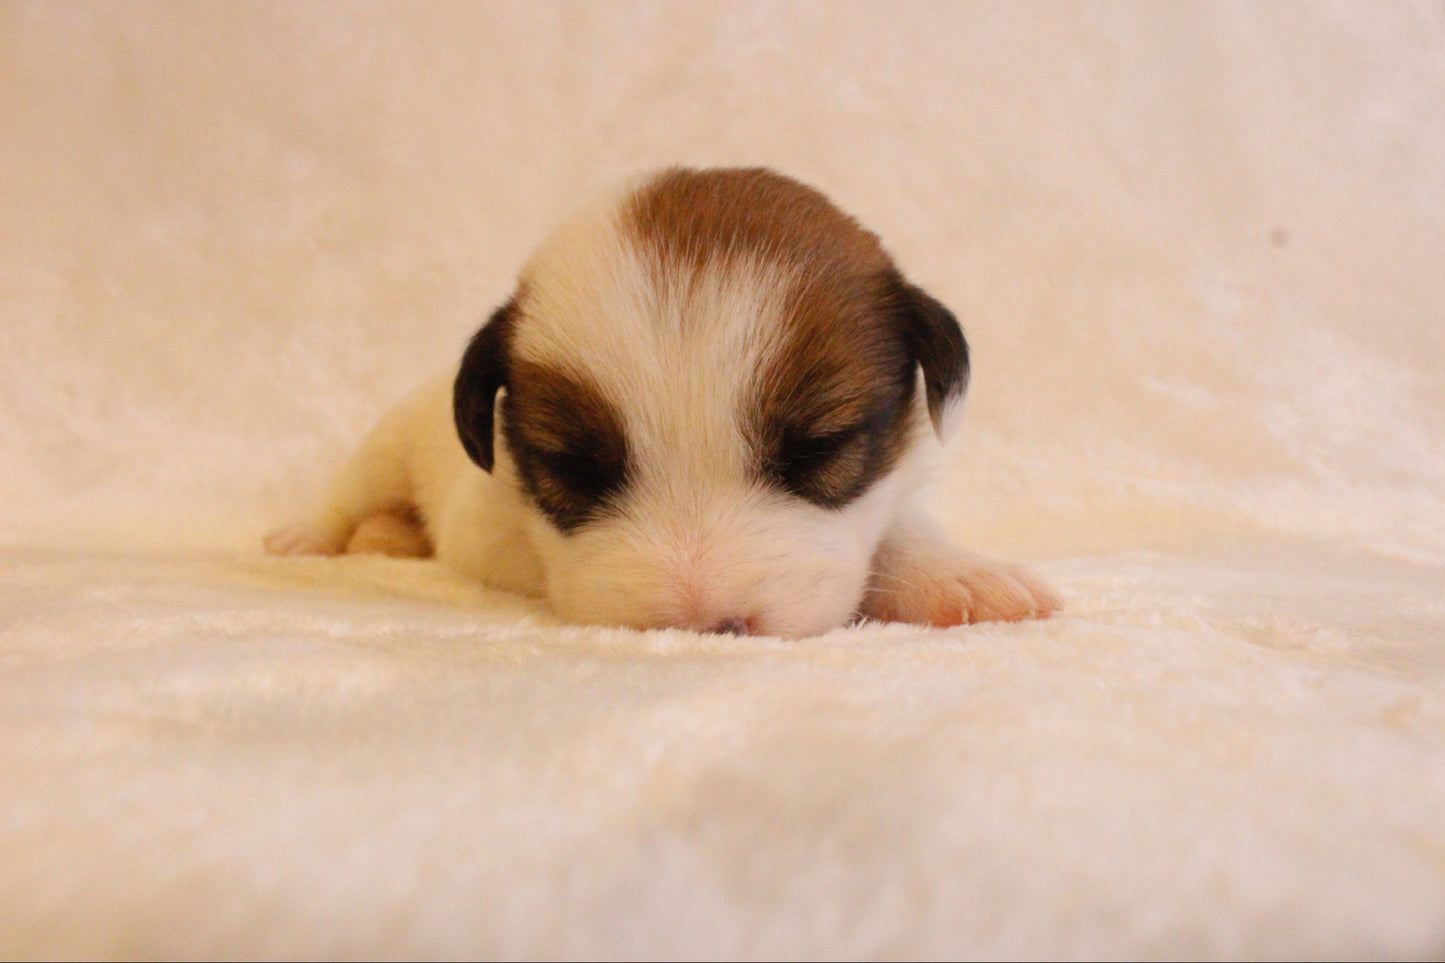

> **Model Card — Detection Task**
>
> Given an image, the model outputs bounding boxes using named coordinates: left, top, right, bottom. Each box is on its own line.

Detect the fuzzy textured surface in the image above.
left=3, top=2, right=1444, bottom=958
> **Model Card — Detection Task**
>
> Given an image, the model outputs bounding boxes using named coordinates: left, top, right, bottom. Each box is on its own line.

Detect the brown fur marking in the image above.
left=502, top=360, right=630, bottom=532
left=627, top=167, right=921, bottom=507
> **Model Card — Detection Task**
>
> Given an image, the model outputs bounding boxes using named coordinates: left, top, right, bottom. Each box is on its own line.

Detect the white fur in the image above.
left=267, top=178, right=1060, bottom=636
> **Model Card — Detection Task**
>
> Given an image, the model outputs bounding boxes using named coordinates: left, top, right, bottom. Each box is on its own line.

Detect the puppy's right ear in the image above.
left=453, top=299, right=517, bottom=472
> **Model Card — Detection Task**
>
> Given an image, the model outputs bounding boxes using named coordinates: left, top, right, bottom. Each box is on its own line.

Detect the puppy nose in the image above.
left=707, top=617, right=751, bottom=636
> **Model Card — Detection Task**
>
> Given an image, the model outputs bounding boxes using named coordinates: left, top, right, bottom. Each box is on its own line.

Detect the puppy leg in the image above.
left=264, top=399, right=423, bottom=557
left=862, top=513, right=1061, bottom=625
left=343, top=508, right=432, bottom=557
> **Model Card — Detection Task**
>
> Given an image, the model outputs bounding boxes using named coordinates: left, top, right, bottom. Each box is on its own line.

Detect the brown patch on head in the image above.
left=502, top=360, right=630, bottom=532
left=628, top=167, right=969, bottom=508
left=757, top=271, right=970, bottom=507
left=626, top=167, right=892, bottom=286
left=753, top=269, right=922, bottom=507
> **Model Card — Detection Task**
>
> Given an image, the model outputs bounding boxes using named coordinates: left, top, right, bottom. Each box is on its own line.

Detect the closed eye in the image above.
left=766, top=421, right=873, bottom=507
left=533, top=444, right=622, bottom=503
left=785, top=424, right=864, bottom=469
left=510, top=435, right=628, bottom=532
left=501, top=362, right=630, bottom=533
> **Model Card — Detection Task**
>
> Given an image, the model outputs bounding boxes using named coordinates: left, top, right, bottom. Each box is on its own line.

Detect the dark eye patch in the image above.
left=766, top=420, right=877, bottom=507
left=502, top=361, right=630, bottom=532
left=754, top=367, right=916, bottom=506
left=746, top=264, right=929, bottom=510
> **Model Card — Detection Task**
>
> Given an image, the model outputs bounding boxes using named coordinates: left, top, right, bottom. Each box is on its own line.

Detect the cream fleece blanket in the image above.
left=3, top=3, right=1443, bottom=958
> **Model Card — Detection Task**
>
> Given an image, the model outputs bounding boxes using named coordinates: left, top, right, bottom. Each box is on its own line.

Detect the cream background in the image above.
left=2, top=2, right=1443, bottom=957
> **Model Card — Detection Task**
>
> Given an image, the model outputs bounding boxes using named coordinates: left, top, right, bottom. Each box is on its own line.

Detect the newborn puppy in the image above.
left=266, top=167, right=1060, bottom=636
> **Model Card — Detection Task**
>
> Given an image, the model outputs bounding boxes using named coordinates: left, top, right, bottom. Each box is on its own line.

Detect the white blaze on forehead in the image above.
left=511, top=199, right=795, bottom=488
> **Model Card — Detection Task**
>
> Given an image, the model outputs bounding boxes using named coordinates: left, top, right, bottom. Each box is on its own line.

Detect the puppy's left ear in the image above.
left=453, top=299, right=517, bottom=472
left=890, top=273, right=970, bottom=436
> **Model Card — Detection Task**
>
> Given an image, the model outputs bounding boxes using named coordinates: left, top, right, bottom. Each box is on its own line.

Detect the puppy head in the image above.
left=455, top=168, right=968, bottom=636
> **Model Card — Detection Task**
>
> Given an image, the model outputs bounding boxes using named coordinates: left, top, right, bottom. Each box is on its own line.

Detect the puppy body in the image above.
left=267, top=168, right=1059, bottom=636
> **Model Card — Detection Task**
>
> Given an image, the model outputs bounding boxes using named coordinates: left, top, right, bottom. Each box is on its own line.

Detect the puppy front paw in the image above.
left=863, top=547, right=1061, bottom=626
left=263, top=523, right=342, bottom=557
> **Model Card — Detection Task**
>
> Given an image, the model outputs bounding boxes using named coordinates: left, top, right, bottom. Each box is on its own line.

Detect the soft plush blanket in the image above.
left=3, top=2, right=1443, bottom=958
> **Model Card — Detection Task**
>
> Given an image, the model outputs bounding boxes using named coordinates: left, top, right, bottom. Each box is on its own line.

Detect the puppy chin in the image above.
left=526, top=484, right=896, bottom=638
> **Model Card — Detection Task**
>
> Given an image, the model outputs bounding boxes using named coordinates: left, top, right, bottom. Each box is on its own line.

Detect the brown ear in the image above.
left=453, top=299, right=518, bottom=472
left=889, top=273, right=969, bottom=436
